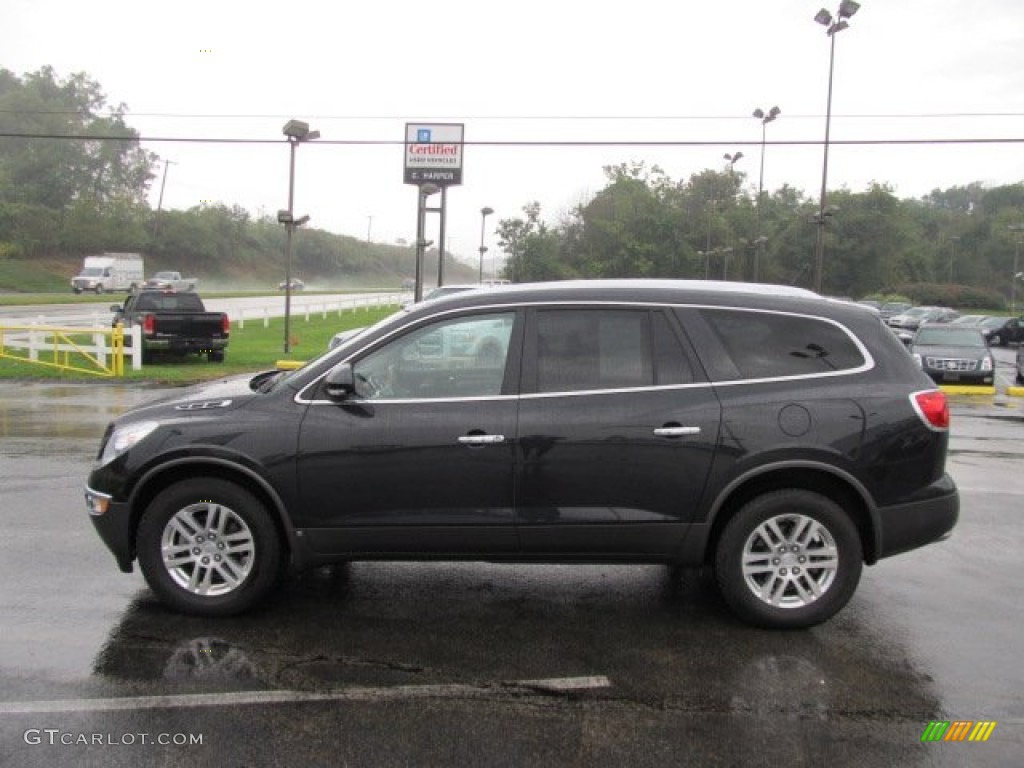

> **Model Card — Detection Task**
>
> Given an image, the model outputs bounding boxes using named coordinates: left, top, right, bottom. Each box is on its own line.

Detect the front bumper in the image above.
left=923, top=368, right=994, bottom=386
left=874, top=473, right=959, bottom=560
left=85, top=486, right=135, bottom=573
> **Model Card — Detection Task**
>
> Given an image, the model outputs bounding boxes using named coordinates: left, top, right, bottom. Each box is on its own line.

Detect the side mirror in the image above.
left=324, top=363, right=356, bottom=400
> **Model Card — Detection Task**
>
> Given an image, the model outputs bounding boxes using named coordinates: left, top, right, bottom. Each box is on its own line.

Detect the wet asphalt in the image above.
left=0, top=357, right=1022, bottom=767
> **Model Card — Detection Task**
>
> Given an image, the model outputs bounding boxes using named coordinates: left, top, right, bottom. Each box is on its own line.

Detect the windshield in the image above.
left=915, top=328, right=986, bottom=347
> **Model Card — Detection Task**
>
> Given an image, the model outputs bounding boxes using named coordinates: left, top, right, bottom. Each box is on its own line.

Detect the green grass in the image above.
left=0, top=305, right=397, bottom=383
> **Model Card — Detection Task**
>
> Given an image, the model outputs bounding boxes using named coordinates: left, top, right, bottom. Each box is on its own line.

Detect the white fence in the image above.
left=232, top=293, right=405, bottom=328
left=0, top=322, right=142, bottom=376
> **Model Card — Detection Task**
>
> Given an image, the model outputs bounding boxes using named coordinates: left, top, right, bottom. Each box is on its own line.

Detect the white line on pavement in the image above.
left=0, top=676, right=613, bottom=715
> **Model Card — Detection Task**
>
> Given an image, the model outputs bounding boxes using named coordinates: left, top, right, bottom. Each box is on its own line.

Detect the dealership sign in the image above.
left=404, top=123, right=464, bottom=185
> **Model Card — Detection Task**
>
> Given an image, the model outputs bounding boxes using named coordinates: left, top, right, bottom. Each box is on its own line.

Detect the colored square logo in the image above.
left=417, top=129, right=431, bottom=143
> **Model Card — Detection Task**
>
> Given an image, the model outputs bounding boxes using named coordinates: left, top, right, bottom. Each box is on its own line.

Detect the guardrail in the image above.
left=0, top=322, right=142, bottom=376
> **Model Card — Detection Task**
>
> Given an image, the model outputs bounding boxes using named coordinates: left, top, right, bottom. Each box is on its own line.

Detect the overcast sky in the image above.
left=4, top=0, right=1024, bottom=268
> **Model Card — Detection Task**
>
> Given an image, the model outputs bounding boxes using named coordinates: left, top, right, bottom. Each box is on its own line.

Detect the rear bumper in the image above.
left=144, top=338, right=229, bottom=353
left=874, top=473, right=959, bottom=560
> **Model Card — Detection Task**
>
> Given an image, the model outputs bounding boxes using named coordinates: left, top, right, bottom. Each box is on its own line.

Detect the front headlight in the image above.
left=912, top=353, right=923, bottom=368
left=980, top=357, right=994, bottom=372
left=98, top=421, right=159, bottom=466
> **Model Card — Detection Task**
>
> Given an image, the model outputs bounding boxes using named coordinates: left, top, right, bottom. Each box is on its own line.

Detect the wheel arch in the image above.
left=702, top=462, right=880, bottom=566
left=127, top=458, right=299, bottom=569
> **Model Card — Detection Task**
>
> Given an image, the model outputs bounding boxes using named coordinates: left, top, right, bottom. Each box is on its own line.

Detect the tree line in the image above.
left=2, top=67, right=1023, bottom=304
left=0, top=67, right=466, bottom=288
left=495, top=164, right=1024, bottom=308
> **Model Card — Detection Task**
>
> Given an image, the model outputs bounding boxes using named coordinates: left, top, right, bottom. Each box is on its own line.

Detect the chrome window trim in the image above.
left=295, top=300, right=875, bottom=405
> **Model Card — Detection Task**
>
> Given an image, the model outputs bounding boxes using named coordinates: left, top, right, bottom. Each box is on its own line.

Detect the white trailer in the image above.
left=71, top=253, right=145, bottom=294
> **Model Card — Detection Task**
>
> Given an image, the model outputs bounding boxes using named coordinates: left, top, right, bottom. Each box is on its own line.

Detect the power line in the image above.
left=1, top=132, right=1023, bottom=148
left=2, top=108, right=1024, bottom=121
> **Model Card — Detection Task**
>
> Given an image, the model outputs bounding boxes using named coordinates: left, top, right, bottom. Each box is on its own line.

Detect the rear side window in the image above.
left=532, top=309, right=694, bottom=393
left=698, top=308, right=865, bottom=380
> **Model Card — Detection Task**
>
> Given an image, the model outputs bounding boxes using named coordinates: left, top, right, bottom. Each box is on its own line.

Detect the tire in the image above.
left=207, top=350, right=225, bottom=363
left=136, top=478, right=282, bottom=616
left=714, top=489, right=863, bottom=629
left=95, top=284, right=105, bottom=294
left=990, top=334, right=1002, bottom=347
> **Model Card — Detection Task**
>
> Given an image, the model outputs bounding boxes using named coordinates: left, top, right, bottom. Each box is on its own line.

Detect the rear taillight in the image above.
left=911, top=390, right=949, bottom=431
left=222, top=315, right=230, bottom=334
left=142, top=314, right=155, bottom=335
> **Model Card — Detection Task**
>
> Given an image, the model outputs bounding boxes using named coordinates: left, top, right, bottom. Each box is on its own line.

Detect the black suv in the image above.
left=85, top=280, right=959, bottom=629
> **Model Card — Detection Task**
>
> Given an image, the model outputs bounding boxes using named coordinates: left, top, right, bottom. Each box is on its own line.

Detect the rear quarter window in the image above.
left=695, top=308, right=866, bottom=380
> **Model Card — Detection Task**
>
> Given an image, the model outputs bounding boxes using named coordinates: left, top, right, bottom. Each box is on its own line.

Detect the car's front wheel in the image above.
left=715, top=489, right=863, bottom=629
left=137, top=478, right=281, bottom=616
left=990, top=333, right=1003, bottom=346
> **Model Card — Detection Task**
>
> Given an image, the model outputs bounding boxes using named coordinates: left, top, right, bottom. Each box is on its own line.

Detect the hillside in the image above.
left=0, top=243, right=478, bottom=294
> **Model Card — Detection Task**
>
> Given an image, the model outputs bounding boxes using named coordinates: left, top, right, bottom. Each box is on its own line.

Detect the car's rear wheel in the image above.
left=715, top=489, right=862, bottom=629
left=137, top=479, right=281, bottom=616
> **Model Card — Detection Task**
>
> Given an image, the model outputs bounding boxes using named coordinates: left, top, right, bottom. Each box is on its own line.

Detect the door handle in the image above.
left=458, top=434, right=506, bottom=445
left=653, top=426, right=701, bottom=438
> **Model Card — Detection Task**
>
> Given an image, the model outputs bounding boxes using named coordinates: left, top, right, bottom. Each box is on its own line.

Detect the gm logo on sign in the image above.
left=417, top=128, right=431, bottom=143
left=921, top=721, right=997, bottom=742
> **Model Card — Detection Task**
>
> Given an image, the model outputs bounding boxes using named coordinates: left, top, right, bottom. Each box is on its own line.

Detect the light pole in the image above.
left=281, top=119, right=319, bottom=354
left=752, top=106, right=781, bottom=281
left=1009, top=225, right=1024, bottom=314
left=812, top=0, right=861, bottom=293
left=719, top=246, right=734, bottom=280
left=704, top=153, right=743, bottom=280
left=414, top=183, right=440, bottom=303
left=478, top=206, right=494, bottom=283
left=151, top=159, right=177, bottom=238
left=947, top=235, right=959, bottom=284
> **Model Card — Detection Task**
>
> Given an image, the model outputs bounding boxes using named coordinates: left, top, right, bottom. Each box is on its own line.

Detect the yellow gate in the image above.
left=0, top=322, right=128, bottom=377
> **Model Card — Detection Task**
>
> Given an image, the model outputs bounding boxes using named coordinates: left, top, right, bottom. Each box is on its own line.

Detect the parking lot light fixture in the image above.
left=812, top=2, right=861, bottom=294
left=281, top=119, right=319, bottom=354
left=752, top=106, right=780, bottom=281
left=479, top=207, right=494, bottom=283
left=1010, top=225, right=1024, bottom=313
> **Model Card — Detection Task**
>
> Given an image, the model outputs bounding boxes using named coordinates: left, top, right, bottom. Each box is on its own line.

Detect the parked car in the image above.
left=1016, top=344, right=1024, bottom=384
left=279, top=278, right=305, bottom=291
left=878, top=301, right=912, bottom=320
left=327, top=325, right=368, bottom=351
left=910, top=324, right=995, bottom=386
left=950, top=314, right=987, bottom=325
left=888, top=306, right=959, bottom=332
left=401, top=284, right=481, bottom=309
left=971, top=315, right=1024, bottom=346
left=84, top=280, right=958, bottom=630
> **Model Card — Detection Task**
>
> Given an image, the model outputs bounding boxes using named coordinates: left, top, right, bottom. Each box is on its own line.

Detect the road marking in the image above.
left=0, top=676, right=612, bottom=715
